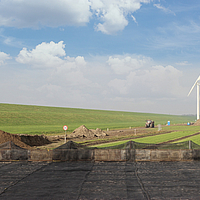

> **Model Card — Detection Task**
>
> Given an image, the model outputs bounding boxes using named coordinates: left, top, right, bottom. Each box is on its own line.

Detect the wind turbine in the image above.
left=188, top=75, right=200, bottom=120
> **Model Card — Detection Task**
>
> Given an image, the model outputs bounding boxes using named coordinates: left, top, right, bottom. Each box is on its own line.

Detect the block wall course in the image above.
left=0, top=149, right=197, bottom=162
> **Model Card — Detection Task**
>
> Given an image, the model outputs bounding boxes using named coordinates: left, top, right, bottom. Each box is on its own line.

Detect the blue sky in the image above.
left=0, top=0, right=200, bottom=115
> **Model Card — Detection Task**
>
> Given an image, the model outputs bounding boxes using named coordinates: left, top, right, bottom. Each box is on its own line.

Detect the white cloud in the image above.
left=0, top=0, right=151, bottom=34
left=141, top=65, right=184, bottom=97
left=154, top=4, right=176, bottom=16
left=131, top=15, right=138, bottom=24
left=0, top=0, right=92, bottom=28
left=2, top=41, right=193, bottom=114
left=16, top=41, right=66, bottom=68
left=16, top=41, right=91, bottom=96
left=107, top=55, right=152, bottom=74
left=94, top=4, right=128, bottom=34
left=91, top=0, right=150, bottom=34
left=0, top=51, right=11, bottom=65
left=15, top=46, right=186, bottom=101
left=108, top=59, right=185, bottom=98
left=176, top=61, right=191, bottom=66
left=16, top=41, right=86, bottom=71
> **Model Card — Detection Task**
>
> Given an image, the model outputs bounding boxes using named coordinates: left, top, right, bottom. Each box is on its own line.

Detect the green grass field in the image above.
left=91, top=125, right=200, bottom=148
left=0, top=103, right=196, bottom=136
left=134, top=126, right=200, bottom=143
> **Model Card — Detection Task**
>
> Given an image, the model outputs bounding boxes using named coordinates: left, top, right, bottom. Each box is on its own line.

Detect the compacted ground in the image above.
left=0, top=161, right=200, bottom=200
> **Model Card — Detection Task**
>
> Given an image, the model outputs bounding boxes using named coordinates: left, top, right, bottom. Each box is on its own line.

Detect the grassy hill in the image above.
left=0, top=103, right=196, bottom=135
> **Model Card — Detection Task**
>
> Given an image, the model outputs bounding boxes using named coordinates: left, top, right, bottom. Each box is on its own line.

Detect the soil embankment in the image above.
left=0, top=130, right=51, bottom=149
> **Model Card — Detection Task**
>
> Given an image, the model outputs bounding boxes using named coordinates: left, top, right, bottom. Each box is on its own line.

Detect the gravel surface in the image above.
left=0, top=161, right=200, bottom=199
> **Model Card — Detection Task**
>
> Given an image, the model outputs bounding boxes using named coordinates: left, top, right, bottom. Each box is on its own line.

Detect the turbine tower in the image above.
left=188, top=75, right=200, bottom=120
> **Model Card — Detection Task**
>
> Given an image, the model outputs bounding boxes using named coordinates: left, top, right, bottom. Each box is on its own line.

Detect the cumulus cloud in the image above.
left=16, top=41, right=91, bottom=95
left=16, top=41, right=68, bottom=68
left=4, top=40, right=190, bottom=114
left=107, top=55, right=152, bottom=74
left=94, top=4, right=128, bottom=34
left=91, top=0, right=150, bottom=34
left=15, top=44, right=185, bottom=101
left=0, top=0, right=151, bottom=34
left=141, top=65, right=183, bottom=96
left=16, top=41, right=87, bottom=70
left=108, top=55, right=184, bottom=98
left=0, top=51, right=11, bottom=65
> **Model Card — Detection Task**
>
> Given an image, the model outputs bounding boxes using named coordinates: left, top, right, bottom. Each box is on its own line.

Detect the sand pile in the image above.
left=67, top=125, right=108, bottom=139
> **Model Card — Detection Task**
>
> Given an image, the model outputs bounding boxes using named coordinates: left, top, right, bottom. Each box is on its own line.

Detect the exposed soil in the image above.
left=67, top=125, right=108, bottom=139
left=0, top=130, right=32, bottom=149
left=43, top=125, right=168, bottom=149
left=0, top=130, right=51, bottom=149
left=0, top=125, right=155, bottom=149
left=0, top=123, right=198, bottom=150
left=194, top=119, right=200, bottom=126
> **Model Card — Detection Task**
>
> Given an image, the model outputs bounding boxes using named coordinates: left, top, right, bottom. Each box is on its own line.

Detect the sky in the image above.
left=0, top=0, right=200, bottom=115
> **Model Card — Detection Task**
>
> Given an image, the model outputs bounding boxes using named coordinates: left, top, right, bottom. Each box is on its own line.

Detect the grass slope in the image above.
left=0, top=103, right=196, bottom=135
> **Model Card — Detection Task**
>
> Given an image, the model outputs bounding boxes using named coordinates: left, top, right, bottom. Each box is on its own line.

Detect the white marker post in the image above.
left=63, top=125, right=68, bottom=143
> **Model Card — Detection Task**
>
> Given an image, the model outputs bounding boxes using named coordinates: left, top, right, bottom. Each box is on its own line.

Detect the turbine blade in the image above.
left=188, top=75, right=200, bottom=96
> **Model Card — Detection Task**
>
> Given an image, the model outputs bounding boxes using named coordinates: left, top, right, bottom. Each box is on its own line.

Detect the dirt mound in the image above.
left=67, top=125, right=108, bottom=139
left=91, top=128, right=108, bottom=137
left=0, top=130, right=52, bottom=149
left=68, top=125, right=94, bottom=138
left=0, top=130, right=31, bottom=149
left=193, top=119, right=200, bottom=126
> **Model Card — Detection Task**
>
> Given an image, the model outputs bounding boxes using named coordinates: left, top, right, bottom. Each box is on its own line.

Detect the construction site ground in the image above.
left=1, top=161, right=200, bottom=199
left=39, top=126, right=197, bottom=149
left=1, top=125, right=200, bottom=199
left=0, top=127, right=161, bottom=150
left=0, top=124, right=198, bottom=150
left=34, top=127, right=167, bottom=149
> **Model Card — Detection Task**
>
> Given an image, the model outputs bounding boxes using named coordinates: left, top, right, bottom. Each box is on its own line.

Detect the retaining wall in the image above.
left=1, top=149, right=200, bottom=162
